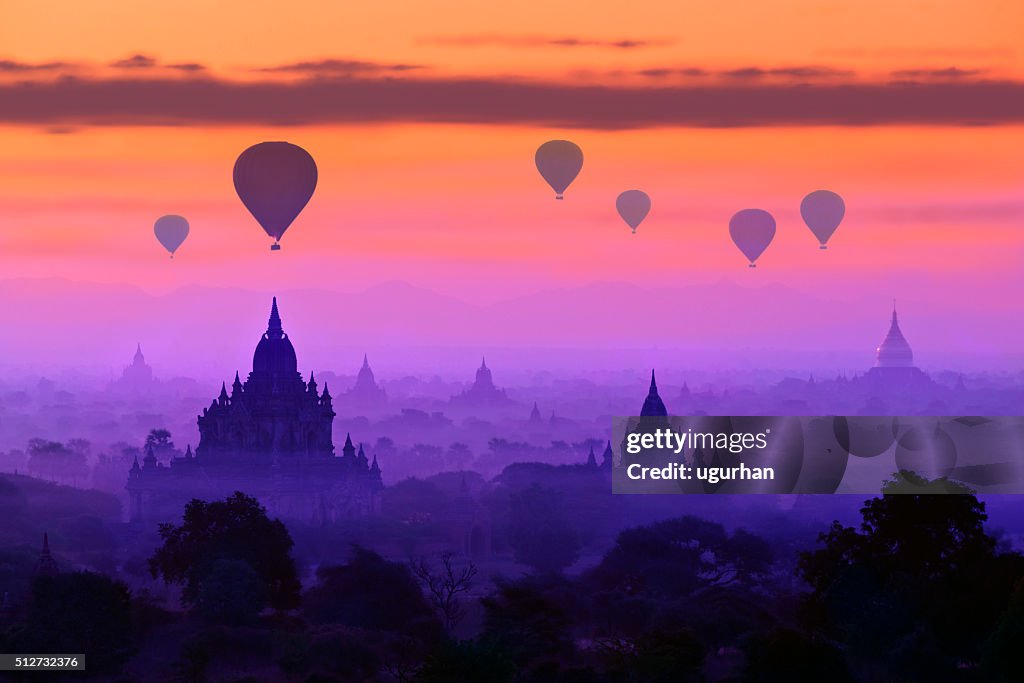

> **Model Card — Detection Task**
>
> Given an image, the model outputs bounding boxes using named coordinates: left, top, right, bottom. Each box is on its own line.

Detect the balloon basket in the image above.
left=555, top=195, right=564, bottom=200
left=271, top=243, right=281, bottom=251
left=819, top=245, right=828, bottom=250
left=748, top=264, right=757, bottom=268
left=631, top=229, right=637, bottom=234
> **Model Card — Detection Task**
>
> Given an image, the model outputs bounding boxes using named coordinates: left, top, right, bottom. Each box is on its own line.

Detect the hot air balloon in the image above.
left=800, top=190, right=845, bottom=249
left=616, top=190, right=651, bottom=233
left=154, top=215, right=189, bottom=259
left=535, top=140, right=583, bottom=199
left=729, top=209, right=776, bottom=268
left=233, top=141, right=318, bottom=250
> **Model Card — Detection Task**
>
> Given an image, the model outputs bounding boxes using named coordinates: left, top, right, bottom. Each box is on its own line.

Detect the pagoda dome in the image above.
left=875, top=305, right=914, bottom=368
left=253, top=297, right=298, bottom=377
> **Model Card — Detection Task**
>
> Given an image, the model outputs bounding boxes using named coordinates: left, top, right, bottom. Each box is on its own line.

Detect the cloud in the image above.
left=167, top=62, right=206, bottom=72
left=890, top=67, right=987, bottom=79
left=423, top=34, right=671, bottom=50
left=721, top=66, right=855, bottom=79
left=637, top=68, right=709, bottom=78
left=257, top=58, right=424, bottom=75
left=109, top=55, right=207, bottom=72
left=0, top=59, right=68, bottom=72
left=1, top=74, right=1021, bottom=129
left=110, top=54, right=158, bottom=69
left=638, top=66, right=853, bottom=80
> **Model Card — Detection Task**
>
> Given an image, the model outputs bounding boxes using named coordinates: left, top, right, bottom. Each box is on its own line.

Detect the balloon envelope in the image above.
left=800, top=190, right=845, bottom=248
left=729, top=209, right=776, bottom=267
left=154, top=215, right=189, bottom=257
left=233, top=142, right=318, bottom=248
left=616, top=190, right=651, bottom=233
left=535, top=140, right=583, bottom=199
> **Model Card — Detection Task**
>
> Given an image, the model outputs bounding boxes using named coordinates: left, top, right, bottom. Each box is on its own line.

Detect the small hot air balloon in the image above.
left=154, top=215, right=189, bottom=259
left=729, top=209, right=776, bottom=268
left=616, top=190, right=651, bottom=234
left=800, top=190, right=845, bottom=249
left=233, top=141, right=318, bottom=251
left=535, top=140, right=583, bottom=199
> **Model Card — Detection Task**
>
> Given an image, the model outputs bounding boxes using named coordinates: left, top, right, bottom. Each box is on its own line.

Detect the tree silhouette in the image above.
left=303, top=545, right=439, bottom=638
left=2, top=571, right=135, bottom=674
left=508, top=484, right=580, bottom=574
left=799, top=486, right=1024, bottom=677
left=144, top=429, right=179, bottom=462
left=586, top=516, right=773, bottom=598
left=26, top=439, right=88, bottom=485
left=480, top=574, right=577, bottom=673
left=149, top=491, right=300, bottom=612
left=445, top=442, right=474, bottom=470
left=410, top=552, right=478, bottom=632
left=416, top=638, right=515, bottom=683
left=983, top=577, right=1024, bottom=680
left=195, top=558, right=265, bottom=624
left=741, top=628, right=854, bottom=682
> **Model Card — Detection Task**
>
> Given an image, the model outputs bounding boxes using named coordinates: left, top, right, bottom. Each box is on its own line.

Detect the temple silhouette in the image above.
left=345, top=354, right=387, bottom=405
left=127, top=298, right=382, bottom=524
left=110, top=343, right=155, bottom=393
left=862, top=303, right=932, bottom=388
left=450, top=357, right=515, bottom=408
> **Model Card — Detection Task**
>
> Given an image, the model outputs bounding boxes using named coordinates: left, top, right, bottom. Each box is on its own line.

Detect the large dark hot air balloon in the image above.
left=154, top=215, right=189, bottom=259
left=616, top=190, right=651, bottom=234
left=535, top=140, right=583, bottom=199
left=800, top=190, right=845, bottom=249
left=729, top=209, right=776, bottom=268
left=233, top=142, right=318, bottom=250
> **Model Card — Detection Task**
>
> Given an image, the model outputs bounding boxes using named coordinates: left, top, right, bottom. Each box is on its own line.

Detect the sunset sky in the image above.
left=0, top=0, right=1021, bottom=362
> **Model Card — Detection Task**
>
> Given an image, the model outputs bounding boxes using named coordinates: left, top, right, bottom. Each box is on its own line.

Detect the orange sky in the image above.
left=0, top=0, right=1021, bottom=318
left=3, top=0, right=1021, bottom=79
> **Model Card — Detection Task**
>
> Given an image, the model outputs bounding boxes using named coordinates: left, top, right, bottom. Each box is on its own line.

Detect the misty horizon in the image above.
left=2, top=276, right=1020, bottom=382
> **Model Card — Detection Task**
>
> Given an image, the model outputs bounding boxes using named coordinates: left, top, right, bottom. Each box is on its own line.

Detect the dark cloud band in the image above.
left=2, top=75, right=1021, bottom=129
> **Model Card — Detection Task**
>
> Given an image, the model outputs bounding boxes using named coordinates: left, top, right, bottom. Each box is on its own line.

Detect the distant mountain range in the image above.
left=1, top=277, right=1018, bottom=378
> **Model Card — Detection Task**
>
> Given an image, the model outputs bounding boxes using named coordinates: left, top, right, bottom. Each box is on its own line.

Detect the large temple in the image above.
left=127, top=298, right=382, bottom=524
left=863, top=303, right=933, bottom=389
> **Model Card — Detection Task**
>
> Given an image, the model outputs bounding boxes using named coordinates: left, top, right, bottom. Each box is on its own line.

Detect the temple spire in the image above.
left=640, top=368, right=668, bottom=417
left=267, top=297, right=283, bottom=338
left=601, top=440, right=614, bottom=469
left=35, top=532, right=57, bottom=577
left=362, top=353, right=370, bottom=369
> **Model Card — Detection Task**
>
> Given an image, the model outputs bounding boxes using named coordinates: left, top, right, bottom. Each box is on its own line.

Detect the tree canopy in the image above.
left=149, top=491, right=300, bottom=612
